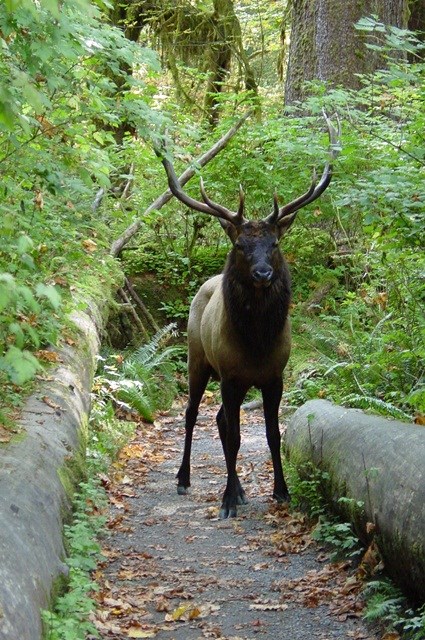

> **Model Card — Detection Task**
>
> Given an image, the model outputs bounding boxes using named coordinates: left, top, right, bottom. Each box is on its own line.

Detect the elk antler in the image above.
left=266, top=111, right=341, bottom=224
left=159, top=152, right=246, bottom=225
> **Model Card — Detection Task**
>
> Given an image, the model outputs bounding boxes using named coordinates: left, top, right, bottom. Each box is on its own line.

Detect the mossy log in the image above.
left=0, top=302, right=105, bottom=640
left=285, top=399, right=425, bottom=602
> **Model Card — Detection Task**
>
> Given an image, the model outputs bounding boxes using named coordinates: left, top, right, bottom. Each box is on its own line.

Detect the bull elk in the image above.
left=159, top=114, right=340, bottom=518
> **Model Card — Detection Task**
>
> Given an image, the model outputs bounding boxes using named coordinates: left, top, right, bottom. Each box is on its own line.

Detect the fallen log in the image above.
left=0, top=301, right=105, bottom=640
left=285, top=399, right=425, bottom=602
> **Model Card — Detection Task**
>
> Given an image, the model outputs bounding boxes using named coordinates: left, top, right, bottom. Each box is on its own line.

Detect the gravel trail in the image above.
left=93, top=402, right=379, bottom=640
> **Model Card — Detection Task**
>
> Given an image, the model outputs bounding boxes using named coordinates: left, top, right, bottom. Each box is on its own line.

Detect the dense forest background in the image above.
left=0, top=0, right=424, bottom=426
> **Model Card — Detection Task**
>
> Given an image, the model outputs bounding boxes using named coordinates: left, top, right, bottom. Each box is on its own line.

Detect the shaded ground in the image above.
left=92, top=400, right=379, bottom=640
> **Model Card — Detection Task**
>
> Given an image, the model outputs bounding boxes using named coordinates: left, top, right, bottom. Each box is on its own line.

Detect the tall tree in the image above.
left=284, top=0, right=409, bottom=104
left=408, top=0, right=425, bottom=55
left=111, top=0, right=258, bottom=125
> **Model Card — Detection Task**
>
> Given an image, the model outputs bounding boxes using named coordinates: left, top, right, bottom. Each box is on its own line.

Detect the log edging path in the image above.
left=0, top=301, right=105, bottom=640
left=286, top=400, right=425, bottom=603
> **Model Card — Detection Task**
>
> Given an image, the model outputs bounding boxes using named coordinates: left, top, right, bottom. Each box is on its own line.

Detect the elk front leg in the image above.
left=216, top=406, right=248, bottom=506
left=177, top=367, right=210, bottom=495
left=262, top=378, right=290, bottom=503
left=219, top=380, right=248, bottom=518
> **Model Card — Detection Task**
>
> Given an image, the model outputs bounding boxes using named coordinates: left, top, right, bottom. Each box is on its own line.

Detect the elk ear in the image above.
left=219, top=218, right=239, bottom=243
left=277, top=211, right=298, bottom=237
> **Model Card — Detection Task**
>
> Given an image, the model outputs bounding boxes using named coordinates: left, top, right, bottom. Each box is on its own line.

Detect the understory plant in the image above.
left=95, top=323, right=181, bottom=423
left=364, top=579, right=425, bottom=640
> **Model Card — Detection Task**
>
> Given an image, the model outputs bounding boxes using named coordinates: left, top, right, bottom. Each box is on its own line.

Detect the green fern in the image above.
left=95, top=324, right=181, bottom=423
left=115, top=380, right=156, bottom=423
left=363, top=579, right=405, bottom=624
left=343, top=393, right=412, bottom=421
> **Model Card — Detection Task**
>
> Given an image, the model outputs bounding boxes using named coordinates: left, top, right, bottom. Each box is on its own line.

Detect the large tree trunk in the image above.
left=285, top=400, right=425, bottom=603
left=408, top=0, right=425, bottom=58
left=284, top=0, right=409, bottom=104
left=204, top=0, right=259, bottom=126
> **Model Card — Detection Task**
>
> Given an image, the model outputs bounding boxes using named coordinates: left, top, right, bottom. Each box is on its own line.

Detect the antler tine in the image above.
left=200, top=178, right=245, bottom=224
left=157, top=147, right=243, bottom=225
left=266, top=173, right=317, bottom=223
left=238, top=184, right=245, bottom=221
left=266, top=112, right=341, bottom=224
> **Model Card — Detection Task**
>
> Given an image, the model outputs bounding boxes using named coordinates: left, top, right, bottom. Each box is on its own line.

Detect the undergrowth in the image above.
left=42, top=325, right=180, bottom=639
left=284, top=458, right=425, bottom=638
left=364, top=580, right=425, bottom=640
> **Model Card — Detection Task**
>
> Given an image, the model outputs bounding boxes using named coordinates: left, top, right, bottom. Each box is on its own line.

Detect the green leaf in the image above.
left=16, top=234, right=34, bottom=254
left=1, top=346, right=41, bottom=384
left=35, top=283, right=62, bottom=310
left=0, top=274, right=16, bottom=311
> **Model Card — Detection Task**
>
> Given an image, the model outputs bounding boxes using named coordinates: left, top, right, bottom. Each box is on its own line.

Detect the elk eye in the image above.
left=235, top=242, right=243, bottom=252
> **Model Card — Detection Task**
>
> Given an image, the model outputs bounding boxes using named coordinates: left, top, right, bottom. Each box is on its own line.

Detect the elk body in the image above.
left=160, top=116, right=339, bottom=518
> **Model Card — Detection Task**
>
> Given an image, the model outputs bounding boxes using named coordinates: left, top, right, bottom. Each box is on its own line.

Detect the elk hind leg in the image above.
left=262, top=378, right=290, bottom=503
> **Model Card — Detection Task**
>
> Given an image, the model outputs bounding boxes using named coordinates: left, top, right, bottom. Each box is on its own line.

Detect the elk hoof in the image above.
left=177, top=485, right=189, bottom=495
left=237, top=491, right=249, bottom=505
left=273, top=490, right=290, bottom=504
left=219, top=506, right=238, bottom=519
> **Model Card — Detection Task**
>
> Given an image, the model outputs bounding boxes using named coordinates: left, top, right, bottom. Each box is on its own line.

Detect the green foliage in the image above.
left=42, top=475, right=106, bottom=640
left=363, top=579, right=425, bottom=640
left=95, top=324, right=181, bottom=422
left=312, top=518, right=362, bottom=560
left=0, top=0, right=166, bottom=418
left=284, top=458, right=362, bottom=560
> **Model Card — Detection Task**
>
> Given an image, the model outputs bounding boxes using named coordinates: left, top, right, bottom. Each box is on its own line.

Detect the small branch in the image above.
left=124, top=277, right=160, bottom=333
left=110, top=111, right=252, bottom=258
left=121, top=163, right=135, bottom=200
left=118, top=288, right=149, bottom=341
left=92, top=188, right=105, bottom=213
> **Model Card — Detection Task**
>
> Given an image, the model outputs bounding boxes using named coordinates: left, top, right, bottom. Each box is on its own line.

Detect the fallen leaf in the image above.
left=42, top=396, right=62, bottom=411
left=169, top=604, right=190, bottom=621
left=127, top=628, right=156, bottom=638
left=249, top=602, right=288, bottom=611
left=35, top=350, right=60, bottom=363
left=82, top=238, right=97, bottom=252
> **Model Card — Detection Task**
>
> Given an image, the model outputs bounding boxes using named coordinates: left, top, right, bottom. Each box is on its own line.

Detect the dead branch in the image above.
left=124, top=277, right=160, bottom=333
left=118, top=288, right=150, bottom=341
left=110, top=111, right=252, bottom=258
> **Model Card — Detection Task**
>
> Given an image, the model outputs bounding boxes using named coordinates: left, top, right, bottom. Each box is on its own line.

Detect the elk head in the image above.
left=158, top=113, right=341, bottom=289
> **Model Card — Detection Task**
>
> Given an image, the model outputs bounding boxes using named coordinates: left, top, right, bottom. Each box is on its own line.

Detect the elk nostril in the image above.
left=252, top=268, right=273, bottom=282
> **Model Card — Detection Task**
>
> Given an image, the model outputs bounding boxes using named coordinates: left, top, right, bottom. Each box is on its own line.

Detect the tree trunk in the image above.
left=284, top=0, right=409, bottom=104
left=205, top=0, right=258, bottom=125
left=408, top=0, right=425, bottom=57
left=285, top=399, right=425, bottom=603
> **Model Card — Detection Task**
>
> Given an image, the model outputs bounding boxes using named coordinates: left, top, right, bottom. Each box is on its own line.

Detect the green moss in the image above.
left=57, top=418, right=88, bottom=508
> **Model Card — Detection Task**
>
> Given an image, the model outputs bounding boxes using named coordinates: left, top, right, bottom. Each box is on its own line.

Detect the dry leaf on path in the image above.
left=127, top=627, right=157, bottom=638
left=249, top=602, right=289, bottom=611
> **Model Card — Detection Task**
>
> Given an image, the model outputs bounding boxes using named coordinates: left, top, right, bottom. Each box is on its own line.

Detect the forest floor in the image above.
left=91, top=399, right=381, bottom=640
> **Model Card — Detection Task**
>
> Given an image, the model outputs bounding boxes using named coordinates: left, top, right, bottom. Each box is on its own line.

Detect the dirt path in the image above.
left=92, top=401, right=379, bottom=640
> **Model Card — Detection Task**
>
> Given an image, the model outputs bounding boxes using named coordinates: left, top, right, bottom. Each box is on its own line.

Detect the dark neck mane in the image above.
left=222, top=263, right=291, bottom=361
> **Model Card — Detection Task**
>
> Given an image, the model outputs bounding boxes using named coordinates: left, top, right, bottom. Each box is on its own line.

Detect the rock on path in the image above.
left=93, top=402, right=379, bottom=640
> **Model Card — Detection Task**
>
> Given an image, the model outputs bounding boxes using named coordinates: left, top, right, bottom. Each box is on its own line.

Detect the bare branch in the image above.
left=110, top=111, right=252, bottom=257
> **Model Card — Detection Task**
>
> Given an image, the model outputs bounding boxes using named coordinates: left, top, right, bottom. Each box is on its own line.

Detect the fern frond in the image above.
left=129, top=323, right=177, bottom=368
left=116, top=380, right=155, bottom=422
left=343, top=393, right=412, bottom=420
